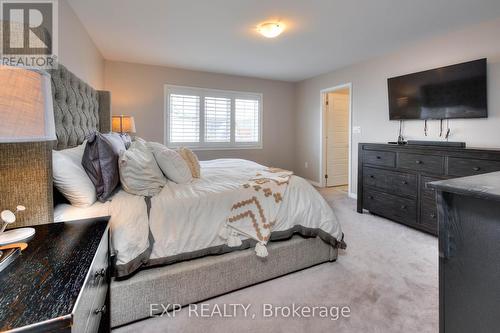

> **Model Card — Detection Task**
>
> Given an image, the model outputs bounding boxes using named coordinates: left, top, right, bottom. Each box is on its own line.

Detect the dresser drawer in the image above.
left=363, top=167, right=417, bottom=198
left=363, top=150, right=396, bottom=168
left=398, top=153, right=444, bottom=174
left=447, top=157, right=500, bottom=177
left=420, top=198, right=438, bottom=233
left=363, top=189, right=417, bottom=224
left=84, top=278, right=108, bottom=333
left=73, top=228, right=109, bottom=333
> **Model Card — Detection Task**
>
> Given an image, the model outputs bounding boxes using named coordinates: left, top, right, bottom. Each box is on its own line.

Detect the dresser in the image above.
left=357, top=143, right=500, bottom=235
left=0, top=217, right=110, bottom=332
left=429, top=172, right=500, bottom=333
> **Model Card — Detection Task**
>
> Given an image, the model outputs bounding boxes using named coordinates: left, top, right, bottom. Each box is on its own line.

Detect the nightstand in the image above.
left=0, top=217, right=110, bottom=332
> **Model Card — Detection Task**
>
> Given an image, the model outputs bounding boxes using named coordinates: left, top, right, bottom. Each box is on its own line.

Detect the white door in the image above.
left=325, top=91, right=349, bottom=187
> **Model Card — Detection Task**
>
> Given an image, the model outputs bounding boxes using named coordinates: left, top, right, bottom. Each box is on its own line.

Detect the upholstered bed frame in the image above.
left=48, top=65, right=338, bottom=328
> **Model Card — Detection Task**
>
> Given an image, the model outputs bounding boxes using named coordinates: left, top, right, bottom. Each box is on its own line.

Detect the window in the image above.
left=169, top=94, right=200, bottom=143
left=205, top=97, right=231, bottom=142
left=235, top=99, right=259, bottom=142
left=165, top=85, right=262, bottom=149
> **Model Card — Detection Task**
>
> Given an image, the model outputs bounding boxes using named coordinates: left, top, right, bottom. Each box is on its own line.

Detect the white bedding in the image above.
left=109, top=159, right=344, bottom=277
left=54, top=200, right=110, bottom=222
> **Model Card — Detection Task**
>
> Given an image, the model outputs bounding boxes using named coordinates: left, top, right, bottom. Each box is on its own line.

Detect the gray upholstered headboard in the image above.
left=49, top=64, right=111, bottom=207
left=48, top=64, right=111, bottom=150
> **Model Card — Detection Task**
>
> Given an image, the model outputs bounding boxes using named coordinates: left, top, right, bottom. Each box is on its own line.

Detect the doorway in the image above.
left=320, top=84, right=352, bottom=192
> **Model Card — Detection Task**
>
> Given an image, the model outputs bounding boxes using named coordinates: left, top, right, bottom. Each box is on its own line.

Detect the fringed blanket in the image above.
left=220, top=168, right=294, bottom=257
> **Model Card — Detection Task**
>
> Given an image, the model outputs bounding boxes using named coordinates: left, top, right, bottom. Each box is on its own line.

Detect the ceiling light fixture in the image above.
left=257, top=22, right=285, bottom=38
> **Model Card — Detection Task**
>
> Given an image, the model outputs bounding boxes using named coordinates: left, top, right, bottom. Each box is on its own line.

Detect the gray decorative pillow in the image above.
left=82, top=132, right=120, bottom=202
left=118, top=139, right=167, bottom=196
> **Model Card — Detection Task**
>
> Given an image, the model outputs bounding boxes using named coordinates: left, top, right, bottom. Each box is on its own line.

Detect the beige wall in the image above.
left=58, top=0, right=104, bottom=89
left=295, top=18, right=500, bottom=194
left=104, top=61, right=296, bottom=170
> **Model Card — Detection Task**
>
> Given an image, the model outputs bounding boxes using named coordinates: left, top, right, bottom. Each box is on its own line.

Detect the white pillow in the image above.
left=148, top=142, right=192, bottom=184
left=52, top=142, right=97, bottom=207
left=102, top=132, right=126, bottom=154
left=119, top=140, right=167, bottom=196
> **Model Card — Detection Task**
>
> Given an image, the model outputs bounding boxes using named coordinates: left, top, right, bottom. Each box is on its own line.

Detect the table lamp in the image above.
left=0, top=65, right=56, bottom=252
left=112, top=115, right=136, bottom=134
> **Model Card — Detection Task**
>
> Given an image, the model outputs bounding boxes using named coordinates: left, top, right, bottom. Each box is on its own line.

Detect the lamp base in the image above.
left=0, top=228, right=35, bottom=246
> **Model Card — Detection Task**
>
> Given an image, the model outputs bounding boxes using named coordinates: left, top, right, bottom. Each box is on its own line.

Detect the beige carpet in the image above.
left=114, top=186, right=438, bottom=333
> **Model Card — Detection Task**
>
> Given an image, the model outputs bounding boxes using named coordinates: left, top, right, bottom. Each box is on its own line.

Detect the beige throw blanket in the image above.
left=220, top=168, right=294, bottom=257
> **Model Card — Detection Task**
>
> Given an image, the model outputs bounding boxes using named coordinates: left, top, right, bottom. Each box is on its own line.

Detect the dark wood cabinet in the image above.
left=430, top=172, right=500, bottom=333
left=0, top=218, right=110, bottom=332
left=357, top=143, right=500, bottom=235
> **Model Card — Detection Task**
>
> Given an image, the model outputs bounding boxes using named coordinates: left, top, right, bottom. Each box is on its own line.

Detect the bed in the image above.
left=48, top=64, right=345, bottom=328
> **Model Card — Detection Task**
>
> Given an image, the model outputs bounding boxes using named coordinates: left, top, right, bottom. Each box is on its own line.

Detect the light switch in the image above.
left=352, top=126, right=361, bottom=134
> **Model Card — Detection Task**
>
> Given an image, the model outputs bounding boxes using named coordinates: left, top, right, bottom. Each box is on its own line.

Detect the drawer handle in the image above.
left=94, top=305, right=107, bottom=315
left=95, top=268, right=106, bottom=279
left=473, top=167, right=481, bottom=171
left=400, top=205, right=407, bottom=210
left=415, top=160, right=423, bottom=164
left=369, top=196, right=374, bottom=200
left=402, top=180, right=408, bottom=185
left=369, top=175, right=375, bottom=178
left=376, top=156, right=381, bottom=160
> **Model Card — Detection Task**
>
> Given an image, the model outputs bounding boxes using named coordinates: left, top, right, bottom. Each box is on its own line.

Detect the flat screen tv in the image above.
left=388, top=59, right=487, bottom=120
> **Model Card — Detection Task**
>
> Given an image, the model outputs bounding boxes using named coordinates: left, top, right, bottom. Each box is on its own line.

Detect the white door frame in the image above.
left=319, top=83, right=353, bottom=197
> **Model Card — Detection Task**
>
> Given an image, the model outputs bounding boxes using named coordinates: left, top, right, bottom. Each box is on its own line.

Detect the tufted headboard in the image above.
left=48, top=64, right=111, bottom=150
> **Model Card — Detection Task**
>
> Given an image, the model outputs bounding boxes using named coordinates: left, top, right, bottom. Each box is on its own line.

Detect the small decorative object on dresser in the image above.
left=429, top=173, right=500, bottom=333
left=357, top=143, right=500, bottom=235
left=0, top=217, right=110, bottom=332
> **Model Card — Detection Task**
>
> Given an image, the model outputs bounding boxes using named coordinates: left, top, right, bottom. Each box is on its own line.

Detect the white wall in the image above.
left=104, top=61, right=296, bottom=170
left=295, top=18, right=500, bottom=194
left=58, top=0, right=104, bottom=89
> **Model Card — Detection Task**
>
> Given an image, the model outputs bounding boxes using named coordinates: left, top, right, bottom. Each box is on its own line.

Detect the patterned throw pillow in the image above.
left=177, top=147, right=201, bottom=178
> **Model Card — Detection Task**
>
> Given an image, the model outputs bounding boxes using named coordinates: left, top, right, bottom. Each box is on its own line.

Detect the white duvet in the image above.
left=109, top=159, right=344, bottom=277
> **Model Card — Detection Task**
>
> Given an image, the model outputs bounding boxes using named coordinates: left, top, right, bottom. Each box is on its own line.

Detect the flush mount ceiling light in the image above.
left=257, top=22, right=285, bottom=38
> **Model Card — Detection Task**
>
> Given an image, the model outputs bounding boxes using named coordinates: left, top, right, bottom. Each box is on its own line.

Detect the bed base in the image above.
left=110, top=235, right=337, bottom=327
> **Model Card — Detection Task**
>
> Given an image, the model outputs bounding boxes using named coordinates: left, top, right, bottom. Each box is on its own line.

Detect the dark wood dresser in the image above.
left=0, top=217, right=109, bottom=332
left=357, top=143, right=500, bottom=235
left=429, top=172, right=500, bottom=333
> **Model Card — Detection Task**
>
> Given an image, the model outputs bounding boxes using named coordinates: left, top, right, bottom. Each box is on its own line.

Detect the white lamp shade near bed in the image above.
left=112, top=115, right=136, bottom=134
left=0, top=66, right=56, bottom=143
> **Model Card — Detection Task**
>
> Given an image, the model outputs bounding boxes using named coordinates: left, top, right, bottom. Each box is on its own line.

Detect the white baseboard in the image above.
left=306, top=179, right=323, bottom=187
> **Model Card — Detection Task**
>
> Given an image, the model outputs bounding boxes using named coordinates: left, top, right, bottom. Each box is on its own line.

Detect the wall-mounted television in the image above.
left=388, top=59, right=487, bottom=120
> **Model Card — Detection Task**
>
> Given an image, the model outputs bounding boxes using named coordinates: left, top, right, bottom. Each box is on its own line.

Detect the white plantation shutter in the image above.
left=235, top=99, right=259, bottom=142
left=165, top=85, right=262, bottom=149
left=169, top=94, right=200, bottom=143
left=205, top=97, right=231, bottom=142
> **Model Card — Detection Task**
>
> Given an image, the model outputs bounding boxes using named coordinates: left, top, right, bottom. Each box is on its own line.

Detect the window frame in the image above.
left=164, top=85, right=263, bottom=150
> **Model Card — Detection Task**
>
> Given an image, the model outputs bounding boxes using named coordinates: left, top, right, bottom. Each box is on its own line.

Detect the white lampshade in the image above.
left=0, top=66, right=56, bottom=143
left=112, top=115, right=136, bottom=133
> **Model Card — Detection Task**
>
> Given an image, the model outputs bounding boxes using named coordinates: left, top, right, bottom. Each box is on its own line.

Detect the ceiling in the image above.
left=68, top=0, right=500, bottom=82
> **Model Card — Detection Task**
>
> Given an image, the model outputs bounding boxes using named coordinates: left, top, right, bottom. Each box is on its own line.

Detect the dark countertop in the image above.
left=0, top=218, right=109, bottom=332
left=429, top=171, right=500, bottom=201
left=361, top=142, right=500, bottom=153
